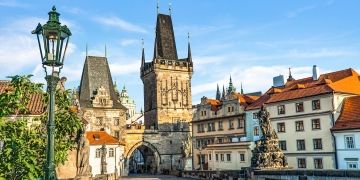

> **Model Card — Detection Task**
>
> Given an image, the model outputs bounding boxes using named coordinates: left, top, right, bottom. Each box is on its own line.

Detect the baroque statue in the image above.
left=251, top=106, right=287, bottom=169
left=76, top=130, right=92, bottom=176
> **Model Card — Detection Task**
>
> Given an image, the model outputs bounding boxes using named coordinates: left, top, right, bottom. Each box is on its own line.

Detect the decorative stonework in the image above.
left=251, top=106, right=287, bottom=169
left=92, top=86, right=113, bottom=108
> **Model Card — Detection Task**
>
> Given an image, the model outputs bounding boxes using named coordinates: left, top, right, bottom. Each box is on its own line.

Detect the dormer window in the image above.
left=93, top=134, right=100, bottom=141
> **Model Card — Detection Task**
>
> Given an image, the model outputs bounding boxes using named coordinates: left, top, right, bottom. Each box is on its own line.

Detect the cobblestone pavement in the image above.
left=119, top=174, right=196, bottom=180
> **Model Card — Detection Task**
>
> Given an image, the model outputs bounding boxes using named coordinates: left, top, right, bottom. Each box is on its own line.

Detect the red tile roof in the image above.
left=267, top=68, right=360, bottom=104
left=246, top=68, right=360, bottom=110
left=331, top=96, right=360, bottom=131
left=86, top=131, right=119, bottom=145
left=0, top=80, right=45, bottom=115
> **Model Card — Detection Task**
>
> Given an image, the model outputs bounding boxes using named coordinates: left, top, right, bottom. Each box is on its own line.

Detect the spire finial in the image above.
left=157, top=0, right=159, bottom=14
left=287, top=67, right=295, bottom=81
left=187, top=32, right=190, bottom=43
left=141, top=38, right=146, bottom=67
left=241, top=82, right=244, bottom=94
left=105, top=44, right=107, bottom=58
left=141, top=38, right=144, bottom=48
left=169, top=2, right=172, bottom=16
left=86, top=43, right=88, bottom=57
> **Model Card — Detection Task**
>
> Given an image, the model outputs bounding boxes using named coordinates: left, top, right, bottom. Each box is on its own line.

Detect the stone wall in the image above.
left=182, top=169, right=360, bottom=180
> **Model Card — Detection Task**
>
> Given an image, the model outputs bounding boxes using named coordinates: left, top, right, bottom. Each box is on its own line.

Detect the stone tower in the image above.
left=140, top=13, right=194, bottom=131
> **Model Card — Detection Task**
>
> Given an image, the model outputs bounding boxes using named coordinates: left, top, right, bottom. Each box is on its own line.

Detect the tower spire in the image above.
left=141, top=38, right=145, bottom=67
left=227, top=75, right=236, bottom=94
left=216, top=84, right=221, bottom=100
left=240, top=82, right=244, bottom=94
left=222, top=85, right=226, bottom=99
left=187, top=32, right=192, bottom=62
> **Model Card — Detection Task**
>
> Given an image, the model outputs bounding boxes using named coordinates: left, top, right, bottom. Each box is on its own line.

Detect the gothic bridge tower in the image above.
left=141, top=13, right=194, bottom=131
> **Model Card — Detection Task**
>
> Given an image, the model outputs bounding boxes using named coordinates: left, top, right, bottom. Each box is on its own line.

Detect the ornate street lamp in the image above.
left=32, top=6, right=71, bottom=180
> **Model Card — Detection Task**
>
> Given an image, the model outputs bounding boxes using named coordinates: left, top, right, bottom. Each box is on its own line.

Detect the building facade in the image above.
left=86, top=131, right=125, bottom=177
left=249, top=67, right=360, bottom=169
left=192, top=80, right=259, bottom=170
left=332, top=96, right=360, bottom=169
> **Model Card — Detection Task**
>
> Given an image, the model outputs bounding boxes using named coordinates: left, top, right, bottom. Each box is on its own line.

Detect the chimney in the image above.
left=312, top=65, right=319, bottom=80
left=273, top=75, right=285, bottom=87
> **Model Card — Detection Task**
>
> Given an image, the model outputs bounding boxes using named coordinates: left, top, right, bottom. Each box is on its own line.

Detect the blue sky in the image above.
left=0, top=0, right=360, bottom=111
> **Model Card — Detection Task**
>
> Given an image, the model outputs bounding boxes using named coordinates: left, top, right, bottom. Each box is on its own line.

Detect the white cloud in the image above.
left=120, top=39, right=139, bottom=47
left=109, top=62, right=140, bottom=75
left=93, top=16, right=147, bottom=34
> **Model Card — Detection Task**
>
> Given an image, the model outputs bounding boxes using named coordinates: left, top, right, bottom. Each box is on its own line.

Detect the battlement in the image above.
left=141, top=58, right=193, bottom=77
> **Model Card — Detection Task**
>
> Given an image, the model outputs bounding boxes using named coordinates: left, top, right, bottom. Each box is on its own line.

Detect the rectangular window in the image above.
left=254, top=127, right=259, bottom=136
left=298, top=158, right=306, bottom=168
left=295, top=121, right=304, bottom=131
left=208, top=154, right=212, bottom=161
left=114, top=117, right=120, bottom=126
left=226, top=154, right=231, bottom=161
left=207, top=123, right=212, bottom=132
left=215, top=154, right=219, bottom=161
left=314, top=158, right=323, bottom=169
left=345, top=136, right=355, bottom=149
left=253, top=112, right=258, bottom=119
left=312, top=99, right=321, bottom=110
left=197, top=124, right=201, bottom=133
left=238, top=118, right=245, bottom=128
left=277, top=105, right=285, bottom=115
left=228, top=107, right=231, bottom=112
left=240, top=153, right=245, bottom=162
left=297, top=140, right=306, bottom=150
left=96, top=148, right=101, bottom=158
left=296, top=102, right=304, bottom=112
left=96, top=117, right=103, bottom=125
left=312, top=119, right=321, bottom=130
left=218, top=138, right=223, bottom=144
left=313, top=139, right=323, bottom=150
left=229, top=120, right=234, bottom=129
left=114, top=131, right=120, bottom=139
left=279, top=140, right=287, bottom=150
left=109, top=148, right=114, bottom=157
left=218, top=121, right=223, bottom=130
left=277, top=122, right=285, bottom=132
left=220, top=154, right=224, bottom=161
left=347, top=162, right=358, bottom=169
left=231, top=106, right=234, bottom=112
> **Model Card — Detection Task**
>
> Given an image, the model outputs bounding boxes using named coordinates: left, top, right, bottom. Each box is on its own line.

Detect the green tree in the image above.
left=0, top=75, right=82, bottom=179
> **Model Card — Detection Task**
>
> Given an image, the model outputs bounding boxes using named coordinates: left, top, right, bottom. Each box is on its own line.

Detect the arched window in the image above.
left=109, top=148, right=114, bottom=157
left=96, top=148, right=101, bottom=158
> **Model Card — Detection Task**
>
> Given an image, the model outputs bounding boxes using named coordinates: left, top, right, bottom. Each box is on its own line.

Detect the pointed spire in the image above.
left=105, top=44, right=107, bottom=58
left=216, top=84, right=221, bottom=100
left=287, top=67, right=295, bottom=81
left=153, top=32, right=159, bottom=60
left=141, top=38, right=145, bottom=67
left=227, top=75, right=236, bottom=94
left=187, top=32, right=192, bottom=62
left=222, top=85, right=226, bottom=99
left=123, top=84, right=126, bottom=91
left=240, top=82, right=244, bottom=94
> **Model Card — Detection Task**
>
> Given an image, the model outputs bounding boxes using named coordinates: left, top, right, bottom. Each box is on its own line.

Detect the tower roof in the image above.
left=79, top=56, right=125, bottom=109
left=154, top=13, right=178, bottom=60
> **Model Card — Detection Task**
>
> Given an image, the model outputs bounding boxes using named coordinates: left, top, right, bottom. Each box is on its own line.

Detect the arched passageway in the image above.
left=125, top=142, right=160, bottom=175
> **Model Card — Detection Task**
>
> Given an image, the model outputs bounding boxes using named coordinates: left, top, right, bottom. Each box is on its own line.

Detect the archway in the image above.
left=125, top=141, right=160, bottom=175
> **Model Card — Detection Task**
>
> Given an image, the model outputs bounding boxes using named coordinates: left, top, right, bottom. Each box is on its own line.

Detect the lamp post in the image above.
left=32, top=6, right=71, bottom=180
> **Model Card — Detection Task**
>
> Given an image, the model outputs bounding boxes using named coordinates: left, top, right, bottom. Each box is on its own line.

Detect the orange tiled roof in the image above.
left=86, top=131, right=119, bottom=145
left=206, top=99, right=221, bottom=106
left=232, top=93, right=259, bottom=106
left=267, top=68, right=360, bottom=103
left=245, top=93, right=271, bottom=110
left=0, top=80, right=45, bottom=115
left=331, top=96, right=360, bottom=131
